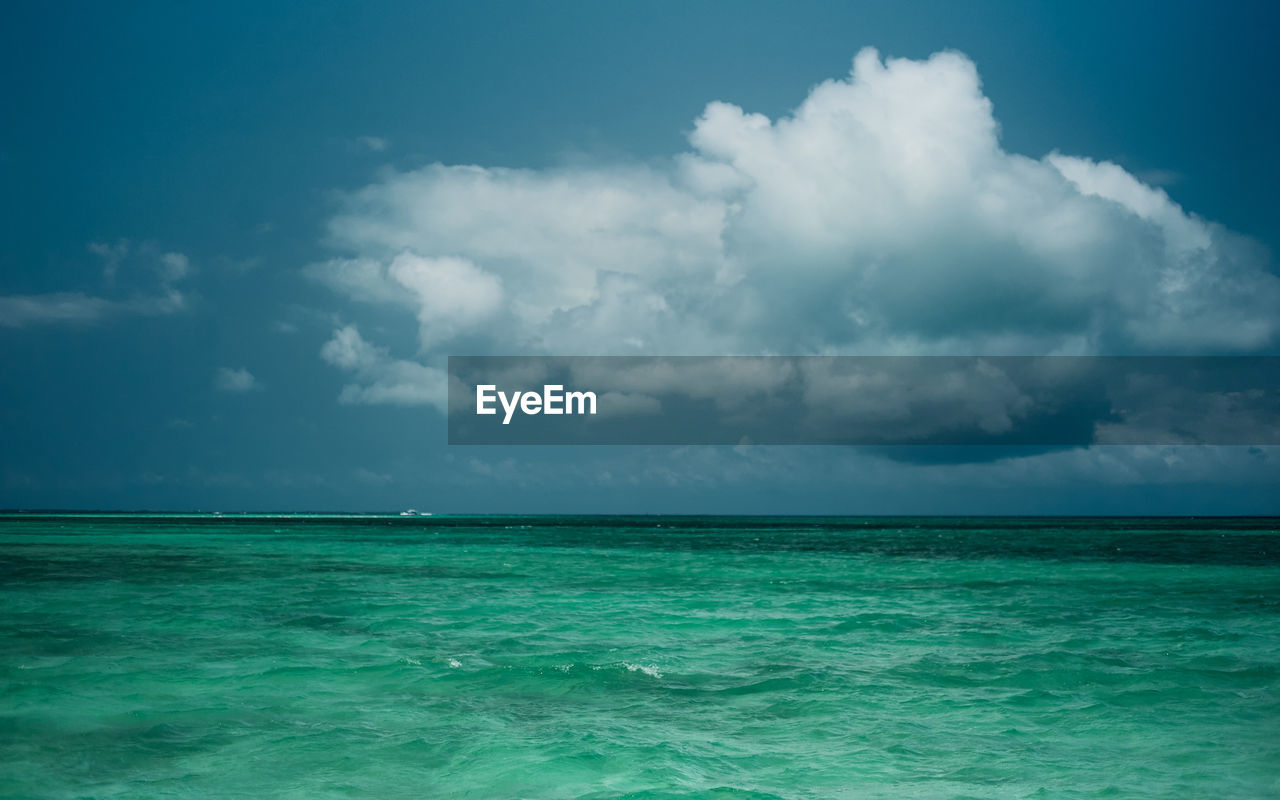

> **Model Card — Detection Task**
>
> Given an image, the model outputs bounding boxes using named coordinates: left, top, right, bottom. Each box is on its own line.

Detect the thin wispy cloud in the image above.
left=0, top=290, right=185, bottom=328
left=355, top=135, right=389, bottom=153
left=0, top=246, right=192, bottom=329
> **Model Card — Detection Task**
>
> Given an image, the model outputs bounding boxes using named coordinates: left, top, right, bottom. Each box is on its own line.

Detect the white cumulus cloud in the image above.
left=310, top=47, right=1280, bottom=406
left=320, top=325, right=447, bottom=411
left=215, top=367, right=258, bottom=393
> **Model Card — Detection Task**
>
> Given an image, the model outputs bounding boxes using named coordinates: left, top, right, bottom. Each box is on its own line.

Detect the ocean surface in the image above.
left=1, top=515, right=1278, bottom=799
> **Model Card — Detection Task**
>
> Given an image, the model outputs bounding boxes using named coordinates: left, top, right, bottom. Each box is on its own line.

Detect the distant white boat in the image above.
left=399, top=509, right=433, bottom=516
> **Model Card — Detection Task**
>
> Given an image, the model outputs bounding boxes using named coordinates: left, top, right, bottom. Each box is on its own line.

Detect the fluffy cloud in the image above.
left=312, top=47, right=1280, bottom=405
left=312, top=252, right=503, bottom=348
left=320, top=325, right=447, bottom=411
left=214, top=367, right=258, bottom=393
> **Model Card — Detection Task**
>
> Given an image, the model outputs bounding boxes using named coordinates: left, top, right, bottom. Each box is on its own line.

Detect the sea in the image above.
left=1, top=515, right=1277, bottom=799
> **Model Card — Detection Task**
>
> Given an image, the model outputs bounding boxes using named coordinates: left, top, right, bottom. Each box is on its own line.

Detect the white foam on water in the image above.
left=622, top=662, right=663, bottom=678
left=588, top=662, right=663, bottom=678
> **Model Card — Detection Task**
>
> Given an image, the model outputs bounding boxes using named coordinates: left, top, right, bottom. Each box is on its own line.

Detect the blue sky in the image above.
left=2, top=1, right=1278, bottom=513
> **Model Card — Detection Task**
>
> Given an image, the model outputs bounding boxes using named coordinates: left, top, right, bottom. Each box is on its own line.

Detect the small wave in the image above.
left=588, top=661, right=663, bottom=679
left=623, top=662, right=663, bottom=678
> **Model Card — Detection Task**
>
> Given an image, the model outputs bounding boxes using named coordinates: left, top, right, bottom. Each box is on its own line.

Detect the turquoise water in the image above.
left=2, top=515, right=1278, bottom=799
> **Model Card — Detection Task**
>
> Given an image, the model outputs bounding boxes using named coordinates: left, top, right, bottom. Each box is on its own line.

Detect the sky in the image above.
left=2, top=0, right=1279, bottom=513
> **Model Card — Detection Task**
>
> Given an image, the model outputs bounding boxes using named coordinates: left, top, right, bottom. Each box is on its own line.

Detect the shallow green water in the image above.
left=2, top=515, right=1278, bottom=798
